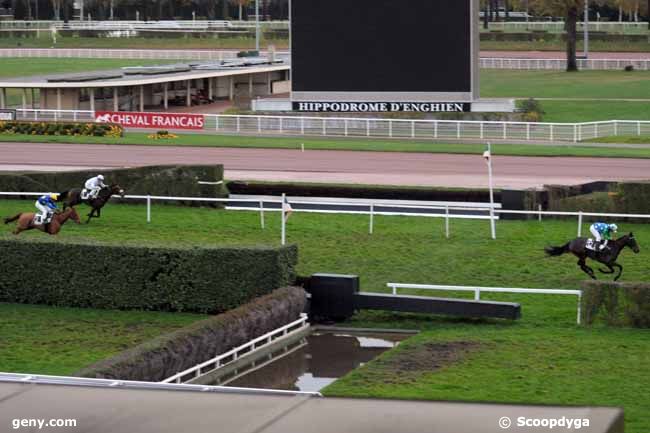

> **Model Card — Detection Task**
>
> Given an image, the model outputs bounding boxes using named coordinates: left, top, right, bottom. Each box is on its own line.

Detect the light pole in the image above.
left=583, top=0, right=589, bottom=59
left=255, top=0, right=260, bottom=52
left=483, top=143, right=496, bottom=240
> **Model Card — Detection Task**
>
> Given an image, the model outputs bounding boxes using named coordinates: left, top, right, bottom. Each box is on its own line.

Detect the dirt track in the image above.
left=1, top=142, right=649, bottom=189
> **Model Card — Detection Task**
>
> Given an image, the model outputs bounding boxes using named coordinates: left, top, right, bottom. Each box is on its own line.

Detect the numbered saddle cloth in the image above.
left=81, top=189, right=91, bottom=200
left=33, top=214, right=51, bottom=226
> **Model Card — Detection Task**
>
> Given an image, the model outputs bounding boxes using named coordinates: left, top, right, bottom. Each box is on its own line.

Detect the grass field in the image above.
left=1, top=199, right=649, bottom=431
left=0, top=302, right=204, bottom=375
left=590, top=135, right=650, bottom=144
left=1, top=200, right=649, bottom=431
left=3, top=131, right=650, bottom=158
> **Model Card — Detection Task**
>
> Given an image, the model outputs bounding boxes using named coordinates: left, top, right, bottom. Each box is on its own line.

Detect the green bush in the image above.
left=581, top=281, right=650, bottom=328
left=76, top=286, right=307, bottom=381
left=0, top=121, right=123, bottom=137
left=0, top=239, right=298, bottom=314
left=0, top=165, right=228, bottom=200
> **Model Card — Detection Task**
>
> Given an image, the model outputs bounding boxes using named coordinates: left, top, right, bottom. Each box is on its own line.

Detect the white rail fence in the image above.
left=162, top=313, right=309, bottom=384
left=480, top=57, right=650, bottom=71
left=2, top=191, right=650, bottom=243
left=0, top=48, right=289, bottom=61
left=387, top=283, right=584, bottom=324
left=485, top=21, right=650, bottom=34
left=0, top=20, right=290, bottom=30
left=12, top=109, right=650, bottom=143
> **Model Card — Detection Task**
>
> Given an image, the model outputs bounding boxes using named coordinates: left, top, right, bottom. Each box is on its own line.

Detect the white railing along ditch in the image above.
left=13, top=109, right=650, bottom=143
left=162, top=313, right=309, bottom=384
left=387, top=283, right=583, bottom=324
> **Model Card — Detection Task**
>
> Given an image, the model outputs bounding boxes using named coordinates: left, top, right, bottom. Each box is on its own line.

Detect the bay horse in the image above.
left=545, top=233, right=640, bottom=281
left=3, top=207, right=81, bottom=235
left=60, top=184, right=125, bottom=224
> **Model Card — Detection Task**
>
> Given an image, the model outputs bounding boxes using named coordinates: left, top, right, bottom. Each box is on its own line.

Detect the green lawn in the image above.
left=541, top=100, right=650, bottom=123
left=3, top=132, right=650, bottom=158
left=590, top=135, right=650, bottom=144
left=0, top=302, right=204, bottom=375
left=1, top=200, right=649, bottom=432
left=0, top=58, right=166, bottom=79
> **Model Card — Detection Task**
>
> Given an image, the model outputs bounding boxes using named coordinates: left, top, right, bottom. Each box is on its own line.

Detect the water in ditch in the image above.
left=216, top=331, right=408, bottom=393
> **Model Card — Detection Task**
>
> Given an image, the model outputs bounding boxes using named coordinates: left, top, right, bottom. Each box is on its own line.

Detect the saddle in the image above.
left=33, top=213, right=53, bottom=226
left=81, top=189, right=96, bottom=200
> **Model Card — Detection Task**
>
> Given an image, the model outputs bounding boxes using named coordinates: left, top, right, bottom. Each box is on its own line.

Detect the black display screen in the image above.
left=291, top=0, right=472, bottom=93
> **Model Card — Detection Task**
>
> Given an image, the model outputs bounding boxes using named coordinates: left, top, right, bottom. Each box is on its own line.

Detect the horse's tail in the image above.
left=545, top=242, right=570, bottom=257
left=3, top=213, right=21, bottom=224
left=58, top=190, right=70, bottom=200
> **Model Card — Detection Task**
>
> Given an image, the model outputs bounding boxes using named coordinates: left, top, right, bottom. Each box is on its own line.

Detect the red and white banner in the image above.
left=95, top=111, right=205, bottom=130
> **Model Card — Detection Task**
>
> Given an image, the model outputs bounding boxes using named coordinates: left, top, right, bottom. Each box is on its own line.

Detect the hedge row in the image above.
left=76, top=286, right=307, bottom=381
left=0, top=121, right=123, bottom=137
left=581, top=281, right=650, bottom=328
left=0, top=164, right=227, bottom=200
left=0, top=239, right=298, bottom=314
left=227, top=181, right=498, bottom=203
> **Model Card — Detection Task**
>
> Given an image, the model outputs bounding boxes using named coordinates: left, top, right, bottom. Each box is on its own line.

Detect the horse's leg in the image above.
left=578, top=258, right=597, bottom=280
left=613, top=263, right=624, bottom=281
left=598, top=264, right=615, bottom=274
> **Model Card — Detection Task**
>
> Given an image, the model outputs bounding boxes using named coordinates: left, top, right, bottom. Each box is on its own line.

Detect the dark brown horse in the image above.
left=3, top=207, right=81, bottom=235
left=60, top=184, right=125, bottom=223
left=545, top=233, right=640, bottom=281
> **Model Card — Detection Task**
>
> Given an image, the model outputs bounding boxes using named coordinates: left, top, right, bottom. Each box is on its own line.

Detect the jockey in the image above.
left=590, top=222, right=618, bottom=251
left=35, top=193, right=59, bottom=224
left=84, top=174, right=106, bottom=200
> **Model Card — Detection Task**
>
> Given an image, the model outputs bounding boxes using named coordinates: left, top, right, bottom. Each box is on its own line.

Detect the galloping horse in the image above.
left=60, top=184, right=125, bottom=223
left=3, top=207, right=81, bottom=235
left=545, top=233, right=640, bottom=281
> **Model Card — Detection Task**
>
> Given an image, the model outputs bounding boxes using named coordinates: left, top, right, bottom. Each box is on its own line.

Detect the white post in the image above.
left=259, top=200, right=265, bottom=229
left=255, top=0, right=260, bottom=52
left=578, top=211, right=583, bottom=237
left=146, top=195, right=151, bottom=223
left=89, top=88, right=95, bottom=112
left=538, top=204, right=542, bottom=222
left=577, top=293, right=582, bottom=325
left=474, top=288, right=480, bottom=301
left=485, top=143, right=496, bottom=240
left=281, top=193, right=287, bottom=245
left=584, top=0, right=590, bottom=59
left=445, top=205, right=450, bottom=239
left=369, top=204, right=374, bottom=235
left=163, top=83, right=168, bottom=110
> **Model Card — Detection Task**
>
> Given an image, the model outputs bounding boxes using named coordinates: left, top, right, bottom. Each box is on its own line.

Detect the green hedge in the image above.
left=0, top=239, right=297, bottom=314
left=581, top=281, right=650, bottom=328
left=0, top=121, right=123, bottom=137
left=0, top=165, right=227, bottom=200
left=76, top=286, right=307, bottom=381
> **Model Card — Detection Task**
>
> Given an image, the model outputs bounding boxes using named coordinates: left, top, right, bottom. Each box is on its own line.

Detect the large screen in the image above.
left=291, top=0, right=478, bottom=111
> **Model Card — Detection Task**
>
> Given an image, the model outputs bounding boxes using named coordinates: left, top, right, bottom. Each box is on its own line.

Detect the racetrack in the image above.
left=1, top=142, right=649, bottom=189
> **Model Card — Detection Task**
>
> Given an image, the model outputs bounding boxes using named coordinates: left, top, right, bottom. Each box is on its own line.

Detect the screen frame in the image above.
left=290, top=0, right=479, bottom=104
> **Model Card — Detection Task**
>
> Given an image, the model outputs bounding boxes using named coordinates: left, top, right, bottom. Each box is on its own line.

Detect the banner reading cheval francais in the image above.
left=95, top=111, right=205, bottom=130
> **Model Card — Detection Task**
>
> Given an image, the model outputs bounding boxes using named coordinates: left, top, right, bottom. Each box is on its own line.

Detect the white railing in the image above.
left=0, top=372, right=320, bottom=396
left=481, top=57, right=650, bottom=71
left=388, top=283, right=583, bottom=324
left=12, top=109, right=650, bottom=143
left=0, top=20, right=290, bottom=30
left=485, top=21, right=650, bottom=34
left=0, top=48, right=291, bottom=61
left=162, top=313, right=309, bottom=384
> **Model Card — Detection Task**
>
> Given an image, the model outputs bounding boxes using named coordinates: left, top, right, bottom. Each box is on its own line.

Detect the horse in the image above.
left=60, top=184, right=125, bottom=224
left=3, top=207, right=81, bottom=235
left=545, top=233, right=640, bottom=281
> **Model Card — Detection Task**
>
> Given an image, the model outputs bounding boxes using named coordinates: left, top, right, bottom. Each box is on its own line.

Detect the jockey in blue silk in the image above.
left=35, top=193, right=59, bottom=224
left=590, top=222, right=618, bottom=251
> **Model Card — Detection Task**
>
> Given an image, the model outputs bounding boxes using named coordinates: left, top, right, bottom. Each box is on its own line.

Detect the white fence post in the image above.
left=445, top=205, right=450, bottom=239
left=281, top=193, right=287, bottom=245
left=259, top=200, right=265, bottom=229
left=369, top=203, right=374, bottom=235
left=538, top=204, right=542, bottom=222
left=578, top=211, right=583, bottom=237
left=638, top=121, right=642, bottom=136
left=474, top=288, right=480, bottom=301
left=146, top=195, right=151, bottom=223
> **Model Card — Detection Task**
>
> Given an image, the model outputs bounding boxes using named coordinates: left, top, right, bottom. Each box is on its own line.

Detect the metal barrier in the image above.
left=16, top=109, right=650, bottom=143
left=387, top=283, right=583, bottom=324
left=162, top=314, right=310, bottom=384
left=481, top=57, right=650, bottom=71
